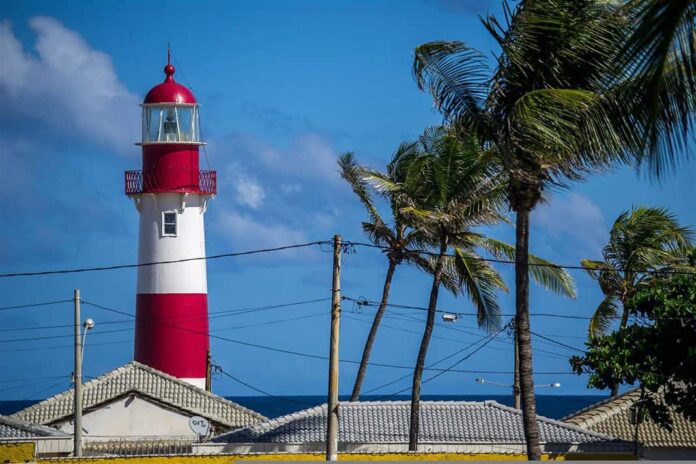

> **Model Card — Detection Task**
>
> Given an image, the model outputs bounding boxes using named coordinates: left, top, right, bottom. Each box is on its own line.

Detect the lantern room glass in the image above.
left=142, top=105, right=200, bottom=143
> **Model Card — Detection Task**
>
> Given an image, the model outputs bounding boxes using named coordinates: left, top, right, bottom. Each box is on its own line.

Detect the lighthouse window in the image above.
left=142, top=105, right=200, bottom=143
left=162, top=212, right=178, bottom=236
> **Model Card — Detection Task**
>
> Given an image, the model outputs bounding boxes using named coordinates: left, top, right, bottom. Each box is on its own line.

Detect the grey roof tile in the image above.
left=10, top=361, right=266, bottom=429
left=0, top=415, right=66, bottom=439
left=213, top=400, right=619, bottom=445
left=564, top=388, right=696, bottom=448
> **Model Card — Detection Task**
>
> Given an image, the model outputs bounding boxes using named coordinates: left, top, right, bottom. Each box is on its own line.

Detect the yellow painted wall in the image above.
left=34, top=452, right=635, bottom=463
left=0, top=442, right=35, bottom=462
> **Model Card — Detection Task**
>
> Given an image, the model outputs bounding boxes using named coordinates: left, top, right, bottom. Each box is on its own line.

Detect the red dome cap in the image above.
left=143, top=63, right=196, bottom=104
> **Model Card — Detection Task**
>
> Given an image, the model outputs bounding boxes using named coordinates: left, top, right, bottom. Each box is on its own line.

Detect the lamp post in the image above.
left=73, top=289, right=95, bottom=458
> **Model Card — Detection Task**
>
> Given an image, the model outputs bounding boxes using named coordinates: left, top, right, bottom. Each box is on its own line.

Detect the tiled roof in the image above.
left=10, top=361, right=266, bottom=429
left=563, top=389, right=696, bottom=448
left=0, top=415, right=66, bottom=439
left=213, top=400, right=618, bottom=445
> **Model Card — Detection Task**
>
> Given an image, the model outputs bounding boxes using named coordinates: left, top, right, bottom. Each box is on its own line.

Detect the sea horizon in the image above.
left=0, top=393, right=607, bottom=421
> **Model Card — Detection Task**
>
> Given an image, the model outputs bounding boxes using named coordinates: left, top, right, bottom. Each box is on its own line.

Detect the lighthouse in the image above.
left=125, top=56, right=215, bottom=389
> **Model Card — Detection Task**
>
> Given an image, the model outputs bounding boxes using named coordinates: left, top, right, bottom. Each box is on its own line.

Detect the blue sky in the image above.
left=1, top=0, right=695, bottom=402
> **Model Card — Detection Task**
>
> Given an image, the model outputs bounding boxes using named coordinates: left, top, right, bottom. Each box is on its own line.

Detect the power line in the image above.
left=0, top=300, right=72, bottom=312
left=362, top=330, right=497, bottom=395
left=0, top=241, right=328, bottom=279
left=343, top=295, right=696, bottom=322
left=388, top=322, right=510, bottom=396
left=0, top=298, right=330, bottom=346
left=214, top=366, right=316, bottom=406
left=61, top=299, right=551, bottom=375
left=530, top=330, right=586, bottom=353
left=0, top=374, right=69, bottom=386
left=345, top=241, right=696, bottom=275
left=0, top=339, right=132, bottom=354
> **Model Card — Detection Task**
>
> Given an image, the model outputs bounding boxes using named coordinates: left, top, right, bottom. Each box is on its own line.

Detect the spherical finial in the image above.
left=164, top=63, right=175, bottom=81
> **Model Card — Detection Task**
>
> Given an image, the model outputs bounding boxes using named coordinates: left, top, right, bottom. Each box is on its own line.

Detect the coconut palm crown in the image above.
left=582, top=206, right=693, bottom=339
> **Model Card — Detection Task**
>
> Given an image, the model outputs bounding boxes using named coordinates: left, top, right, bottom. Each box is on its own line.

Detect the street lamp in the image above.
left=73, top=290, right=95, bottom=458
left=475, top=377, right=561, bottom=408
left=475, top=378, right=561, bottom=389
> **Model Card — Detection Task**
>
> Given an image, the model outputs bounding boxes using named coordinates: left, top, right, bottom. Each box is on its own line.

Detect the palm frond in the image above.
left=476, top=237, right=576, bottom=297
left=338, top=152, right=385, bottom=227
left=589, top=296, right=620, bottom=338
left=409, top=253, right=460, bottom=295
left=413, top=41, right=489, bottom=128
left=621, top=0, right=696, bottom=178
left=452, top=247, right=505, bottom=333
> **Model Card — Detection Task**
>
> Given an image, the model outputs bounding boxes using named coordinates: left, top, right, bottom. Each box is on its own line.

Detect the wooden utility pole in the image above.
left=326, top=235, right=341, bottom=461
left=73, top=289, right=83, bottom=457
left=513, top=325, right=521, bottom=410
left=205, top=350, right=212, bottom=391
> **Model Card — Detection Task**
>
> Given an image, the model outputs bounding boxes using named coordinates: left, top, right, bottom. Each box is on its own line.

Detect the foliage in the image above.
left=620, top=0, right=696, bottom=177
left=571, top=273, right=696, bottom=428
left=581, top=206, right=693, bottom=337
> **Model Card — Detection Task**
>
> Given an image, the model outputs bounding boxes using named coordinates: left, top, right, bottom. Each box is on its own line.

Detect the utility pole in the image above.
left=205, top=350, right=212, bottom=392
left=73, top=289, right=83, bottom=457
left=326, top=235, right=341, bottom=461
left=513, top=323, right=521, bottom=410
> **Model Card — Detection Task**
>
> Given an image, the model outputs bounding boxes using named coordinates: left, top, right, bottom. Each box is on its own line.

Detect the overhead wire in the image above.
left=71, top=299, right=574, bottom=375
left=345, top=240, right=696, bottom=275
left=0, top=300, right=72, bottom=312
left=0, top=241, right=328, bottom=279
left=214, top=366, right=316, bottom=406
left=387, top=322, right=510, bottom=396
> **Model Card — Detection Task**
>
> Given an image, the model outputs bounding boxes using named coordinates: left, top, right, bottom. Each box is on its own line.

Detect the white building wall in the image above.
left=53, top=395, right=199, bottom=440
left=135, top=193, right=208, bottom=294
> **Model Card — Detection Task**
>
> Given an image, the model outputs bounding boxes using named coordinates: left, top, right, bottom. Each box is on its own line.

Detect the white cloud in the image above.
left=228, top=133, right=341, bottom=183
left=215, top=210, right=308, bottom=250
left=234, top=175, right=265, bottom=209
left=533, top=193, right=607, bottom=256
left=0, top=17, right=139, bottom=155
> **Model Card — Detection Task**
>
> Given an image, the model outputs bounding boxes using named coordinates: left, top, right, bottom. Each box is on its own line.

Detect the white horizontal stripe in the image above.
left=135, top=193, right=209, bottom=294
left=180, top=377, right=206, bottom=389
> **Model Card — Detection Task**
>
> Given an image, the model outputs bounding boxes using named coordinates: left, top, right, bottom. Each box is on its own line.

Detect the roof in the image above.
left=144, top=64, right=196, bottom=104
left=10, top=361, right=266, bottom=429
left=563, top=389, right=696, bottom=448
left=213, top=400, right=619, bottom=445
left=0, top=415, right=66, bottom=439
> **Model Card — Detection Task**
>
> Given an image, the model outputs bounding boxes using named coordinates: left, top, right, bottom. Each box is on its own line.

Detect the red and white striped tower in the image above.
left=125, top=55, right=216, bottom=389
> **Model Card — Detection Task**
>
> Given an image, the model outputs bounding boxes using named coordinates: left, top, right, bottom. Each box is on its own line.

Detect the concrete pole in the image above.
left=73, top=289, right=83, bottom=457
left=513, top=327, right=521, bottom=410
left=326, top=235, right=341, bottom=461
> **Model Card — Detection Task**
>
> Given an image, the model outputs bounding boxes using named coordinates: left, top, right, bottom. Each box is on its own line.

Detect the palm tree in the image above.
left=366, top=127, right=575, bottom=451
left=339, top=149, right=457, bottom=401
left=411, top=1, right=638, bottom=458
left=581, top=206, right=693, bottom=396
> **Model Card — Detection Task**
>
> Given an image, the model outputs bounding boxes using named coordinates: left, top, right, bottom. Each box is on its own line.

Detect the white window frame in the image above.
left=162, top=211, right=178, bottom=237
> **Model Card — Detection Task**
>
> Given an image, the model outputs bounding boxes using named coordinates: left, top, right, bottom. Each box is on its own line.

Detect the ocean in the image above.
left=0, top=394, right=604, bottom=420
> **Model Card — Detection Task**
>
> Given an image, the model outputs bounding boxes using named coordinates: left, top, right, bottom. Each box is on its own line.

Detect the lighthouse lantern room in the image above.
left=125, top=56, right=215, bottom=390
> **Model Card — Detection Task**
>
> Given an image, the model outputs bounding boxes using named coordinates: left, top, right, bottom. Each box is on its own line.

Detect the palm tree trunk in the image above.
left=515, top=207, right=542, bottom=460
left=408, top=237, right=447, bottom=451
left=610, top=302, right=631, bottom=397
left=350, top=259, right=397, bottom=401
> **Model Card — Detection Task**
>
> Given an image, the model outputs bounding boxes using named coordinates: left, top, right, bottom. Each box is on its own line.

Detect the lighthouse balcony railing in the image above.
left=125, top=170, right=216, bottom=195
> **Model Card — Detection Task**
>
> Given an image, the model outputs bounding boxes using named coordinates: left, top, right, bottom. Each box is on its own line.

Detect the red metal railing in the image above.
left=125, top=170, right=216, bottom=195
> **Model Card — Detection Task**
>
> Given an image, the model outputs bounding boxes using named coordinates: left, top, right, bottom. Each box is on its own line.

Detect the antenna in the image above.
left=167, top=43, right=171, bottom=66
